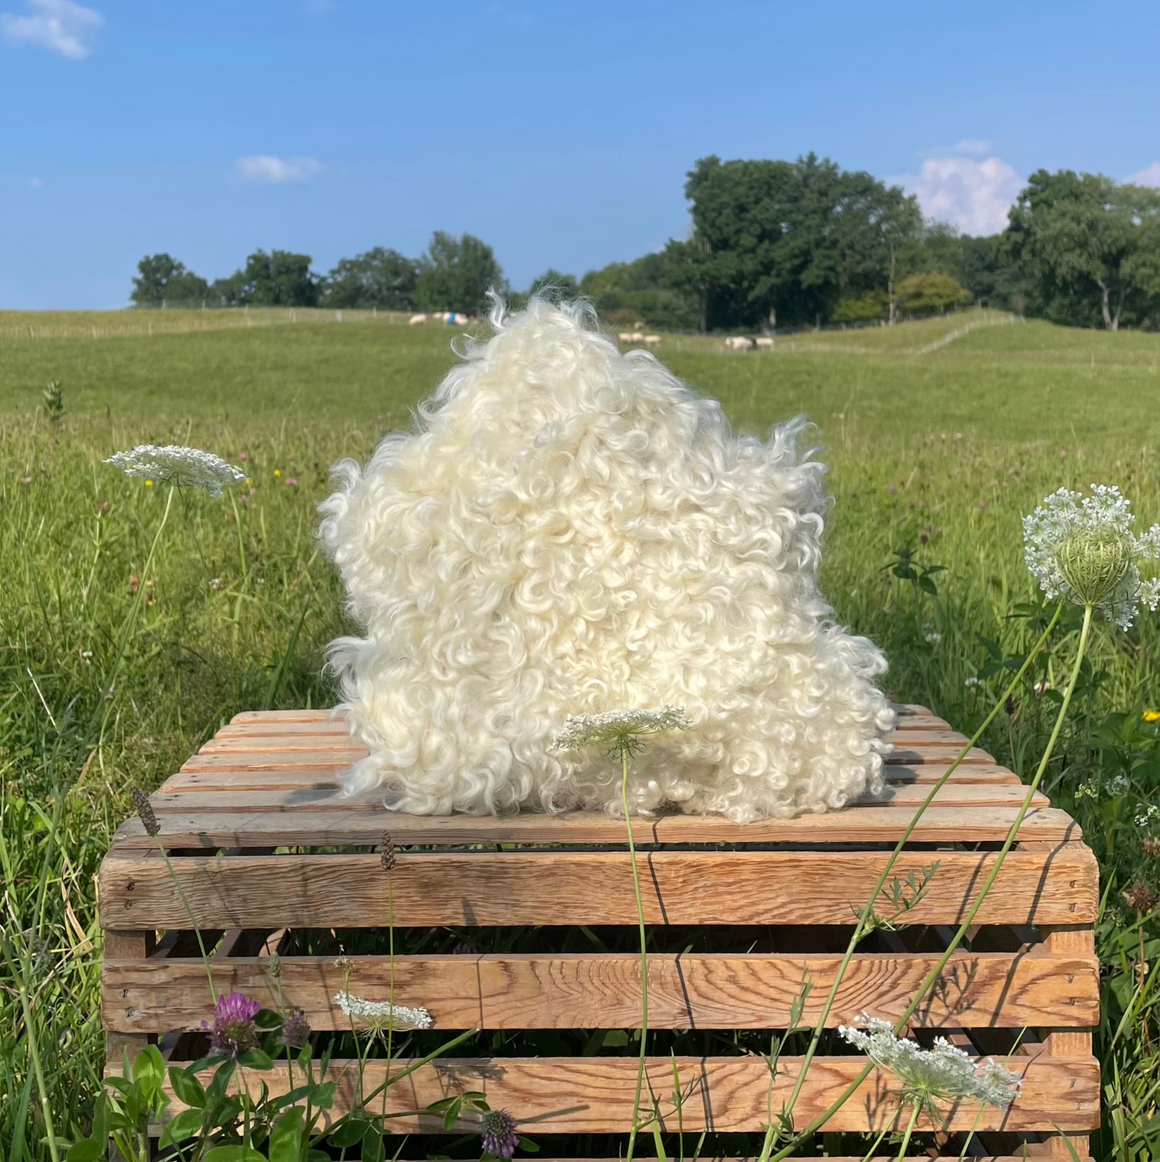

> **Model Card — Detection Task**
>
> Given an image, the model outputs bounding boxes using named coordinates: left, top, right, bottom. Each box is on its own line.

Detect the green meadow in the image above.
left=4, top=307, right=1160, bottom=1159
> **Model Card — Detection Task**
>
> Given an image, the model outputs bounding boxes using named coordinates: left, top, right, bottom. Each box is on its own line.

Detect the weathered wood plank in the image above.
left=148, top=1053, right=1099, bottom=1132
left=109, top=804, right=1080, bottom=851
left=102, top=949, right=1099, bottom=1033
left=99, top=846, right=1098, bottom=930
left=155, top=760, right=1023, bottom=795
left=144, top=782, right=1050, bottom=817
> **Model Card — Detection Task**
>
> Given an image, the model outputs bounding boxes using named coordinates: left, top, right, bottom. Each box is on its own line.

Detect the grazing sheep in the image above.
left=409, top=314, right=428, bottom=325
left=643, top=334, right=661, bottom=346
left=755, top=337, right=774, bottom=349
left=724, top=336, right=756, bottom=350
left=320, top=296, right=893, bottom=820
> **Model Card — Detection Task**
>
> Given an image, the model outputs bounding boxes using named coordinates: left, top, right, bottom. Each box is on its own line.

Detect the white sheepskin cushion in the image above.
left=320, top=296, right=894, bottom=820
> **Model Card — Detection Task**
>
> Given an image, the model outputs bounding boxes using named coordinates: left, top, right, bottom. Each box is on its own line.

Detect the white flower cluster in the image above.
left=1023, top=484, right=1160, bottom=630
left=549, top=706, right=690, bottom=754
left=838, top=1015, right=1021, bottom=1111
left=333, top=990, right=434, bottom=1031
left=105, top=444, right=246, bottom=498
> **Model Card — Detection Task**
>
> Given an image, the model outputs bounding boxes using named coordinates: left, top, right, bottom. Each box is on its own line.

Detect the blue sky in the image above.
left=2, top=0, right=1158, bottom=308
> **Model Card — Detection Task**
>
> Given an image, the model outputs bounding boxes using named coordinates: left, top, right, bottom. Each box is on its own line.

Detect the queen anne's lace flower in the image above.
left=549, top=706, right=690, bottom=757
left=333, top=991, right=433, bottom=1031
left=1023, top=484, right=1160, bottom=629
left=838, top=1015, right=1021, bottom=1113
left=105, top=445, right=246, bottom=497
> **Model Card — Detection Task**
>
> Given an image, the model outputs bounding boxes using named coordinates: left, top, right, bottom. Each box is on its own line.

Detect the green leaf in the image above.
left=312, top=1080, right=336, bottom=1108
left=268, top=1107, right=305, bottom=1162
left=169, top=1065, right=206, bottom=1109
left=361, top=1127, right=385, bottom=1162
left=255, top=1008, right=282, bottom=1030
left=517, top=1136, right=540, bottom=1153
left=238, top=1048, right=274, bottom=1070
left=602, top=1030, right=629, bottom=1047
left=159, top=1108, right=205, bottom=1147
left=326, top=1118, right=367, bottom=1147
left=65, top=1141, right=105, bottom=1162
left=204, top=1147, right=266, bottom=1162
left=205, top=1060, right=237, bottom=1106
left=132, top=1043, right=166, bottom=1097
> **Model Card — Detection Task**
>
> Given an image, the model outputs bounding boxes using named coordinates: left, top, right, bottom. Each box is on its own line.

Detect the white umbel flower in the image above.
left=333, top=991, right=434, bottom=1031
left=1023, top=484, right=1160, bottom=630
left=105, top=444, right=246, bottom=497
left=549, top=706, right=690, bottom=757
left=838, top=1015, right=1021, bottom=1113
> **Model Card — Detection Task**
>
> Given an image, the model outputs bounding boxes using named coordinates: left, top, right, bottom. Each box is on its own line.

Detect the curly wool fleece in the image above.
left=320, top=297, right=894, bottom=820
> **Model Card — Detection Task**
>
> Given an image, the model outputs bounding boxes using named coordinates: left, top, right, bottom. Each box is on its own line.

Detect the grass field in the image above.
left=4, top=307, right=1160, bottom=1159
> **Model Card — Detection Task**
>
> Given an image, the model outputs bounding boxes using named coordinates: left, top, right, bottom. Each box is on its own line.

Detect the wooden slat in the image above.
left=143, top=782, right=1050, bottom=817
left=102, top=949, right=1099, bottom=1033
left=109, top=803, right=1080, bottom=850
left=156, top=760, right=1023, bottom=795
left=99, top=846, right=1097, bottom=930
left=148, top=1053, right=1099, bottom=1132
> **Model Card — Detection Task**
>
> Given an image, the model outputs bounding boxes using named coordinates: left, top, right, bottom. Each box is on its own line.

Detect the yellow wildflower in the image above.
left=1144, top=710, right=1160, bottom=723
left=274, top=469, right=282, bottom=478
left=145, top=480, right=153, bottom=487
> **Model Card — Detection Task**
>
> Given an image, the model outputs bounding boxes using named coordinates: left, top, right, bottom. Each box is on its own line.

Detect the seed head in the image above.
left=277, top=1008, right=310, bottom=1048
left=1124, top=880, right=1158, bottom=913
left=379, top=832, right=396, bottom=872
left=130, top=786, right=160, bottom=837
left=1143, top=837, right=1160, bottom=859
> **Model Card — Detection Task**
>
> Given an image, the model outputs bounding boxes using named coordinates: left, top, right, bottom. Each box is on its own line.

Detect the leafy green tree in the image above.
left=528, top=269, right=579, bottom=298
left=321, top=248, right=419, bottom=310
left=667, top=154, right=924, bottom=331
left=130, top=254, right=209, bottom=307
left=414, top=232, right=505, bottom=314
left=959, top=234, right=1034, bottom=313
left=580, top=251, right=699, bottom=331
left=210, top=250, right=320, bottom=308
left=895, top=272, right=972, bottom=317
left=1007, top=170, right=1160, bottom=330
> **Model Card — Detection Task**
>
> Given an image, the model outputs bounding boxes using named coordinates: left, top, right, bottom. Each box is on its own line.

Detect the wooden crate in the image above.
left=99, top=704, right=1099, bottom=1160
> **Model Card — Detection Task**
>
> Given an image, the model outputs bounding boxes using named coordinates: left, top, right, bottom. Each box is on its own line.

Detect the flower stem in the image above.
left=622, top=745, right=650, bottom=1162
left=759, top=603, right=1063, bottom=1160
left=894, top=1102, right=922, bottom=1161
left=765, top=602, right=1091, bottom=1162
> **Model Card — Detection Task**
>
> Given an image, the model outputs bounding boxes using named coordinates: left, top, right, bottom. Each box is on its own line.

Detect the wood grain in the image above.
left=147, top=1053, right=1099, bottom=1133
left=102, top=949, right=1099, bottom=1033
left=98, top=846, right=1098, bottom=930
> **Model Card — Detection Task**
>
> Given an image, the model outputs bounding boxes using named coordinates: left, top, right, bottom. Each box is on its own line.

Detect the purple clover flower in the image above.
left=277, top=1008, right=311, bottom=1048
left=480, top=1109, right=519, bottom=1159
left=202, top=992, right=260, bottom=1058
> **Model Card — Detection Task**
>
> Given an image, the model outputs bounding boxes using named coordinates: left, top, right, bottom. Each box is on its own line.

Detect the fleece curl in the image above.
left=319, top=296, right=894, bottom=820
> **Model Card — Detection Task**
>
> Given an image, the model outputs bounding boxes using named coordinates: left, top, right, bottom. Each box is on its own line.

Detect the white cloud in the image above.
left=234, top=155, right=322, bottom=184
left=900, top=156, right=1023, bottom=236
left=951, top=138, right=992, bottom=157
left=1126, top=162, right=1160, bottom=188
left=0, top=0, right=102, bottom=60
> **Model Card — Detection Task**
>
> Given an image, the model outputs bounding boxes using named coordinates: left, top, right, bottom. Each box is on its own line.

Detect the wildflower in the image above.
left=105, top=445, right=246, bottom=498
left=549, top=706, right=689, bottom=759
left=274, top=469, right=282, bottom=478
left=1023, top=484, right=1160, bottom=629
left=21, top=476, right=31, bottom=484
left=924, top=631, right=941, bottom=644
left=130, top=786, right=159, bottom=837
left=1124, top=881, right=1158, bottom=913
left=479, top=1109, right=519, bottom=1159
left=333, top=991, right=434, bottom=1031
left=1136, top=805, right=1160, bottom=828
left=202, top=992, right=261, bottom=1057
left=838, top=1015, right=1021, bottom=1115
left=285, top=477, right=298, bottom=486
left=81, top=650, right=93, bottom=661
left=238, top=452, right=248, bottom=462
left=1144, top=710, right=1160, bottom=724
left=1034, top=681, right=1052, bottom=695
left=964, top=676, right=980, bottom=689
left=1142, top=836, right=1160, bottom=859
left=210, top=577, right=224, bottom=591
left=1106, top=774, right=1129, bottom=797
left=277, top=1008, right=310, bottom=1048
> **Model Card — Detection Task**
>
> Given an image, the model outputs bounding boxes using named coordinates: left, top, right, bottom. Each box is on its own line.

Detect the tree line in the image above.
left=131, top=157, right=1160, bottom=332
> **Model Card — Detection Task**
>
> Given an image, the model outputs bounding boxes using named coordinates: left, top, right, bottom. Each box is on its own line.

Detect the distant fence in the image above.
left=755, top=310, right=1020, bottom=356
left=0, top=306, right=447, bottom=341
